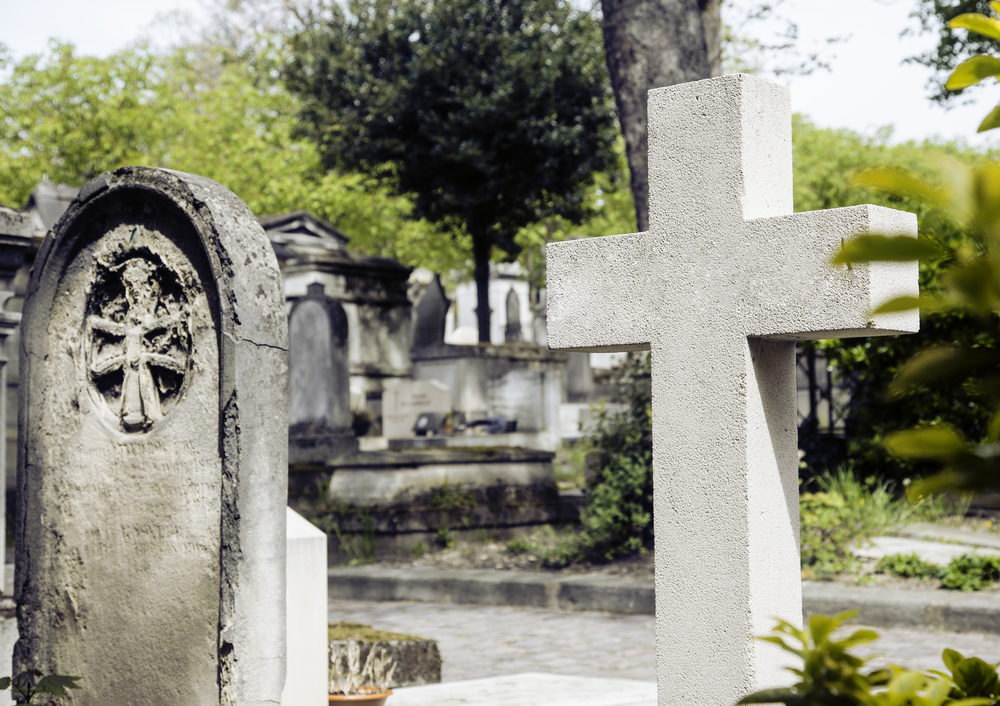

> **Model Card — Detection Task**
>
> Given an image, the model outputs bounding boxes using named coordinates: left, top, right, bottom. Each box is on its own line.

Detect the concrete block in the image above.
left=283, top=508, right=328, bottom=706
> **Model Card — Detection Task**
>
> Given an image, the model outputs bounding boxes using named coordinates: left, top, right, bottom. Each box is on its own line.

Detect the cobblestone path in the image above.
left=329, top=599, right=1000, bottom=683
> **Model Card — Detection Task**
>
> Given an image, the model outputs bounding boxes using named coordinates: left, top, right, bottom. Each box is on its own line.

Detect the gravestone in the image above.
left=504, top=288, right=522, bottom=343
left=546, top=74, right=918, bottom=706
left=382, top=380, right=451, bottom=439
left=17, top=167, right=289, bottom=705
left=289, top=282, right=357, bottom=464
left=411, top=273, right=450, bottom=350
left=282, top=508, right=328, bottom=706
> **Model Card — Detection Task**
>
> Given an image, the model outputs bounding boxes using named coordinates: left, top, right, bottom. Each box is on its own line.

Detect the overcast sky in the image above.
left=2, top=0, right=1000, bottom=149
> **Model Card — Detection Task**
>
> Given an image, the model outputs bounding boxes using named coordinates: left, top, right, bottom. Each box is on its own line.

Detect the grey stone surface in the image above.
left=852, top=536, right=1000, bottom=565
left=546, top=74, right=920, bottom=705
left=565, top=352, right=593, bottom=403
left=391, top=673, right=655, bottom=706
left=329, top=597, right=1000, bottom=694
left=330, top=638, right=442, bottom=688
left=289, top=282, right=356, bottom=464
left=411, top=273, right=450, bottom=351
left=412, top=343, right=566, bottom=450
left=17, top=166, right=289, bottom=706
left=382, top=380, right=451, bottom=440
left=896, top=523, right=1000, bottom=550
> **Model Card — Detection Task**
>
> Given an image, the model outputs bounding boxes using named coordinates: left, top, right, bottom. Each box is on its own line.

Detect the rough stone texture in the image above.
left=546, top=75, right=919, bottom=706
left=289, top=282, right=357, bottom=463
left=329, top=638, right=442, bottom=688
left=17, top=166, right=288, bottom=706
left=283, top=509, right=328, bottom=706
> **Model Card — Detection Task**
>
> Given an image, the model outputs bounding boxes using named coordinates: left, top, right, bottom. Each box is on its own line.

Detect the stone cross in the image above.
left=17, top=167, right=289, bottom=706
left=546, top=74, right=918, bottom=706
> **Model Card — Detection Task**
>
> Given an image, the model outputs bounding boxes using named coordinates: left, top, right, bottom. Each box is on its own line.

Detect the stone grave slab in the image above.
left=17, top=167, right=289, bottom=705
left=546, top=74, right=919, bottom=705
left=382, top=380, right=451, bottom=439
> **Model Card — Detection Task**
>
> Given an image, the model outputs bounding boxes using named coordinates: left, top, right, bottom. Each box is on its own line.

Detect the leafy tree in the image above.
left=910, top=0, right=996, bottom=104
left=284, top=0, right=619, bottom=342
left=832, top=3, right=1000, bottom=499
left=0, top=41, right=468, bottom=273
left=791, top=116, right=997, bottom=480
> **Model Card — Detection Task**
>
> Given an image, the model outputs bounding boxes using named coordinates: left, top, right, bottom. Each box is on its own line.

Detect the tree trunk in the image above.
left=602, top=0, right=721, bottom=232
left=473, top=235, right=492, bottom=343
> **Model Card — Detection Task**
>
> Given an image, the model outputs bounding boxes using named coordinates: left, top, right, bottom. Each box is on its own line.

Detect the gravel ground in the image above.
left=329, top=598, right=1000, bottom=683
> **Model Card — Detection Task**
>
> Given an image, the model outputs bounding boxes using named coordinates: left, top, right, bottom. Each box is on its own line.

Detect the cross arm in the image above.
left=546, top=232, right=652, bottom=353
left=745, top=204, right=920, bottom=340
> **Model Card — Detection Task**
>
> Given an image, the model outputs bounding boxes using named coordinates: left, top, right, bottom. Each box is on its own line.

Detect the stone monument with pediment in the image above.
left=16, top=167, right=289, bottom=706
left=546, top=74, right=919, bottom=706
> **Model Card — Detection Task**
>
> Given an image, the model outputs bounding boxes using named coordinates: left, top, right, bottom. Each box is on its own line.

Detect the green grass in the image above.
left=800, top=467, right=970, bottom=579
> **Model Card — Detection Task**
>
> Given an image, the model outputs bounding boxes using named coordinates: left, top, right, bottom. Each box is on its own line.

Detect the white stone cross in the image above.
left=546, top=74, right=918, bottom=706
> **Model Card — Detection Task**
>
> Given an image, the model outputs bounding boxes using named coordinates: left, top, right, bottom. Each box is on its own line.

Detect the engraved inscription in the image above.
left=84, top=254, right=192, bottom=433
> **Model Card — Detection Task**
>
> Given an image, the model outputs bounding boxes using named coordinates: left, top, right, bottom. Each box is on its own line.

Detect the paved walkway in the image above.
left=329, top=599, right=1000, bottom=683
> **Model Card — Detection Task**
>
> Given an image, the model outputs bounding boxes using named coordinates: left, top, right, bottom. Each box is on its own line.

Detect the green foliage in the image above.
left=0, top=41, right=468, bottom=274
left=436, top=527, right=455, bottom=549
left=578, top=352, right=653, bottom=560
left=410, top=541, right=427, bottom=559
left=794, top=111, right=1000, bottom=480
left=910, top=0, right=998, bottom=104
left=941, top=554, right=1000, bottom=590
left=799, top=470, right=964, bottom=579
left=739, top=612, right=994, bottom=706
left=285, top=0, right=618, bottom=338
left=876, top=552, right=945, bottom=580
left=1, top=670, right=81, bottom=704
left=506, top=538, right=531, bottom=555
left=428, top=481, right=475, bottom=512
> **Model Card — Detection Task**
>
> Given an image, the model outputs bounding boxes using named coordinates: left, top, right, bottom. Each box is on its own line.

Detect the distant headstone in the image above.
left=382, top=380, right=450, bottom=439
left=547, top=75, right=919, bottom=705
left=504, top=288, right=522, bottom=343
left=565, top=352, right=593, bottom=403
left=17, top=167, right=289, bottom=705
left=289, top=282, right=357, bottom=463
left=411, top=274, right=450, bottom=350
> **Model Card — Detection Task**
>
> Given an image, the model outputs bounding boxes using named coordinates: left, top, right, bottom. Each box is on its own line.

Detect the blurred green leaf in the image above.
left=884, top=426, right=969, bottom=460
left=852, top=168, right=949, bottom=206
left=946, top=56, right=1000, bottom=90
left=871, top=296, right=921, bottom=315
left=949, top=13, right=1000, bottom=41
left=832, top=234, right=945, bottom=266
left=889, top=346, right=1000, bottom=398
left=978, top=104, right=1000, bottom=133
left=35, top=674, right=82, bottom=696
left=944, top=649, right=967, bottom=673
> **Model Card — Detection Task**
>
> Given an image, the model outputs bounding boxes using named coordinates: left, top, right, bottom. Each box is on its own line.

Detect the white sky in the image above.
left=1, top=0, right=1000, bottom=149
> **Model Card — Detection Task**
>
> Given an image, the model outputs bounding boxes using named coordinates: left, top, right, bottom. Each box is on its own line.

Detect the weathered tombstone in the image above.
left=289, top=282, right=357, bottom=463
left=504, top=288, right=522, bottom=343
left=565, top=352, right=594, bottom=403
left=17, top=167, right=289, bottom=705
left=382, top=380, right=451, bottom=439
left=411, top=274, right=450, bottom=350
left=546, top=75, right=918, bottom=705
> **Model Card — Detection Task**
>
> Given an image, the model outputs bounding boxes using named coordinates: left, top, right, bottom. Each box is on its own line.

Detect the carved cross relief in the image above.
left=85, top=255, right=191, bottom=433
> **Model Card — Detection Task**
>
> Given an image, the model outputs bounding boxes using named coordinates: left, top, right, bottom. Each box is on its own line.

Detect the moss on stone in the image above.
left=328, top=622, right=425, bottom=643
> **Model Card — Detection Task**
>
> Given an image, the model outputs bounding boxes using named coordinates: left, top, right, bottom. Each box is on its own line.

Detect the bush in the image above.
left=876, top=552, right=944, bottom=580
left=941, top=554, right=1000, bottom=591
left=578, top=352, right=653, bottom=559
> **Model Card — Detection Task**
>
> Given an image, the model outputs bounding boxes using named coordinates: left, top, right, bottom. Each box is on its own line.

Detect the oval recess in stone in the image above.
left=83, top=246, right=193, bottom=433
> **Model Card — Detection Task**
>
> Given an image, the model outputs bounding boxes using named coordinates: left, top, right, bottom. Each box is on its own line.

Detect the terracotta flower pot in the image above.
left=329, top=689, right=392, bottom=706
